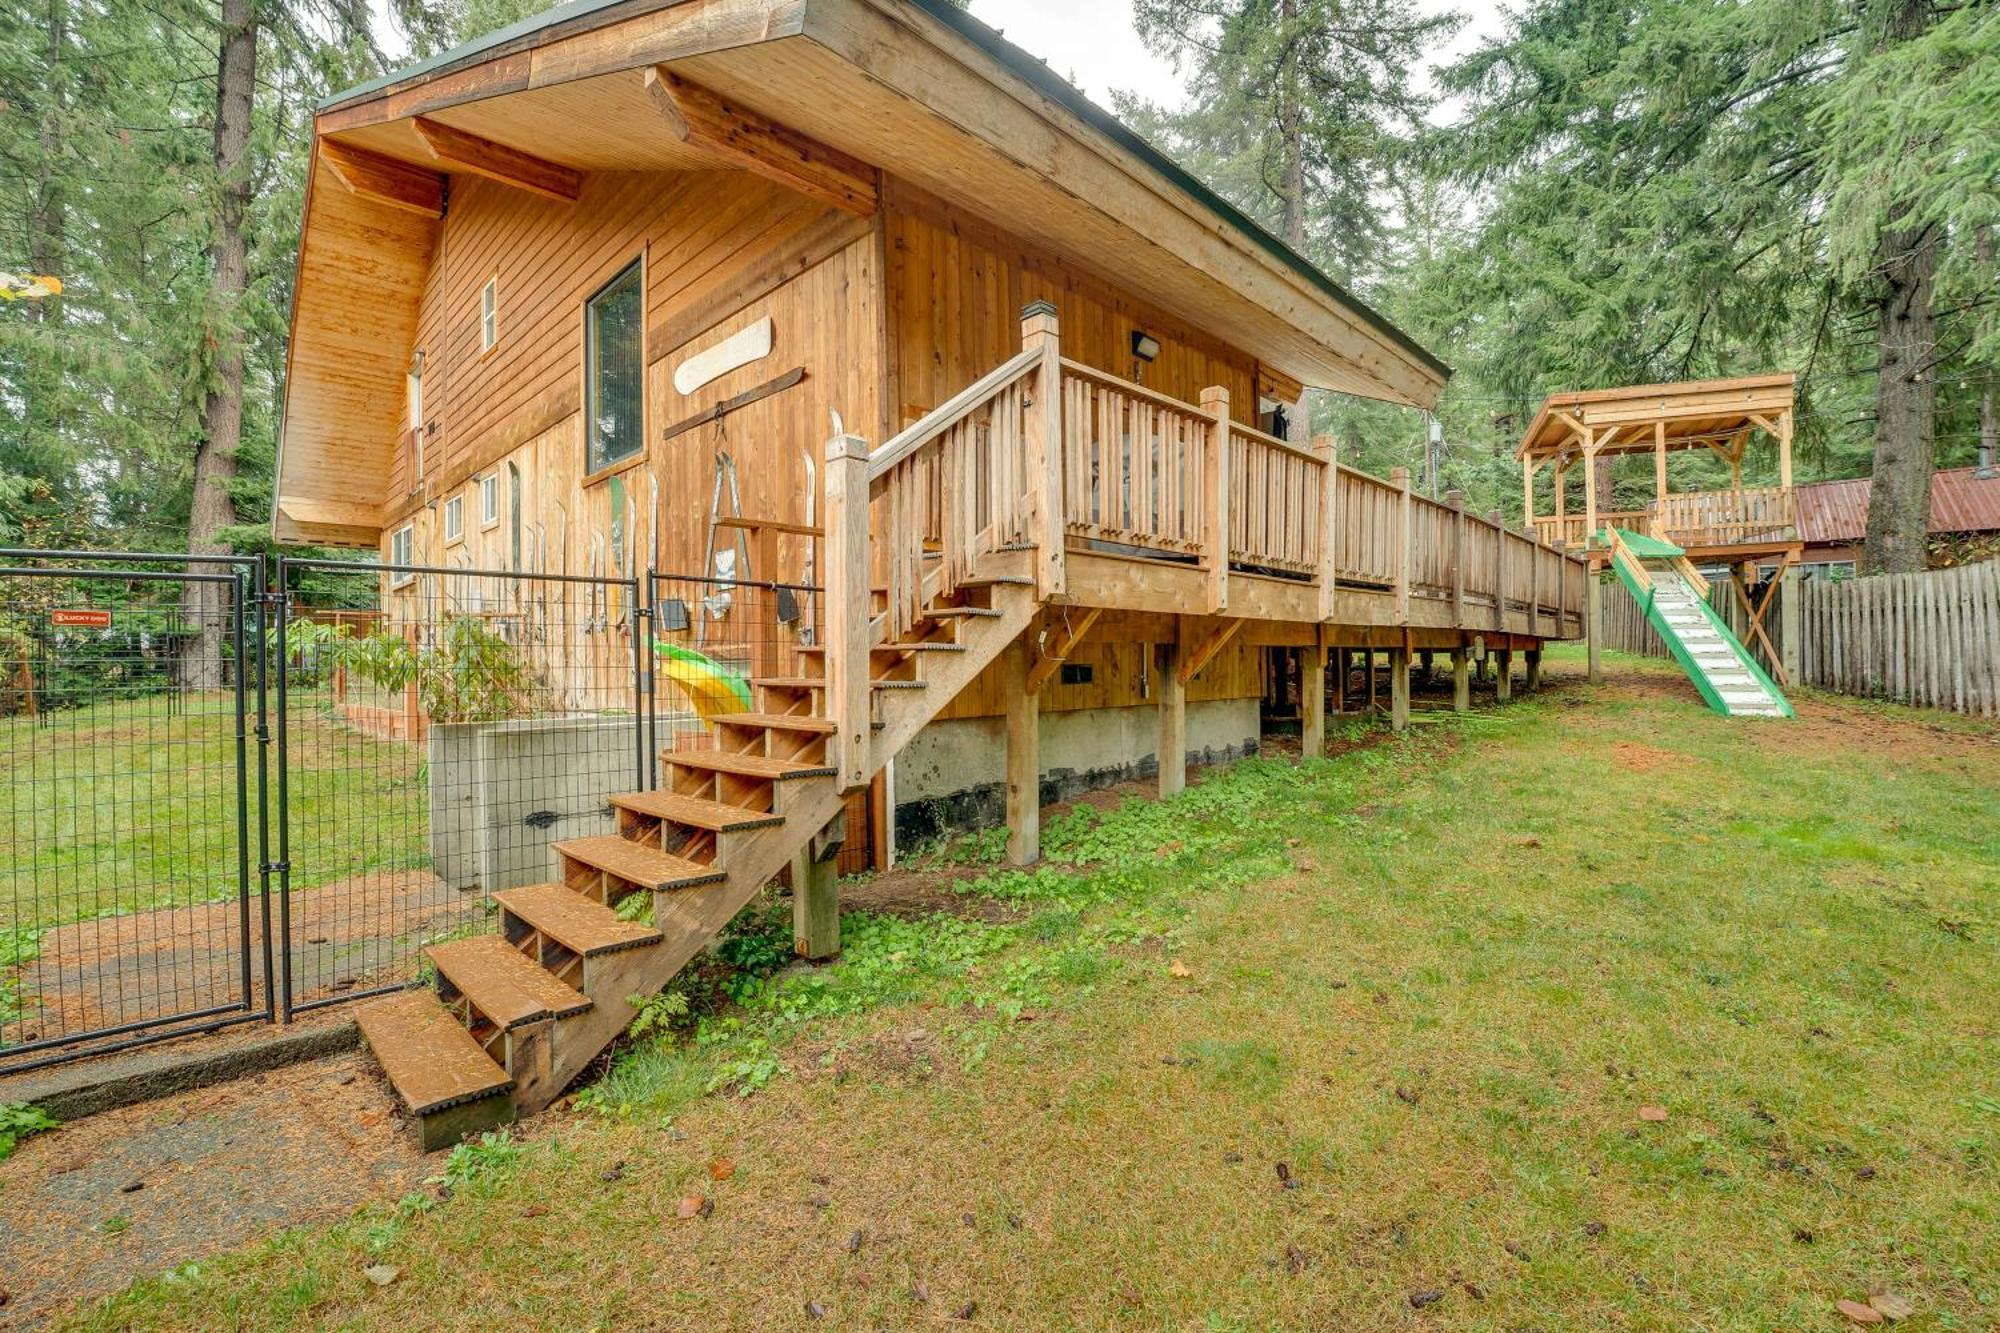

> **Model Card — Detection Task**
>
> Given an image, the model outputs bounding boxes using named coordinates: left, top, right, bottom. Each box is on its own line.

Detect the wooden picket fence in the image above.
left=1793, top=561, right=2000, bottom=716
left=1600, top=560, right=2000, bottom=717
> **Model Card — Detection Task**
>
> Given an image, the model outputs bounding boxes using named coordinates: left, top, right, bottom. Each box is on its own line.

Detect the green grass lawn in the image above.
left=0, top=693, right=428, bottom=933
left=58, top=654, right=2000, bottom=1330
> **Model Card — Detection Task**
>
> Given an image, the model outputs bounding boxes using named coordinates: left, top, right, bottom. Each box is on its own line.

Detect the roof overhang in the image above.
left=1517, top=373, right=1796, bottom=463
left=309, top=0, right=1448, bottom=409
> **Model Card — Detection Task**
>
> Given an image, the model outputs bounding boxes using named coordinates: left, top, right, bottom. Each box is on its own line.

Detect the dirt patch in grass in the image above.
left=1610, top=739, right=1684, bottom=774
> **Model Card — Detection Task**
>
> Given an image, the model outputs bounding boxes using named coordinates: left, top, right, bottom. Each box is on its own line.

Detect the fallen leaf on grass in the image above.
left=599, top=1162, right=626, bottom=1183
left=676, top=1195, right=713, bottom=1219
left=1637, top=1105, right=1668, bottom=1122
left=362, top=1265, right=401, bottom=1287
left=1869, top=1292, right=1914, bottom=1320
left=1836, top=1298, right=1884, bottom=1323
left=1167, top=959, right=1192, bottom=979
left=845, top=1229, right=864, bottom=1254
left=521, top=1204, right=548, bottom=1219
left=953, top=1301, right=978, bottom=1320
left=1409, top=1289, right=1444, bottom=1309
left=708, top=1157, right=735, bottom=1181
left=804, top=1300, right=826, bottom=1320
left=1284, top=1244, right=1308, bottom=1274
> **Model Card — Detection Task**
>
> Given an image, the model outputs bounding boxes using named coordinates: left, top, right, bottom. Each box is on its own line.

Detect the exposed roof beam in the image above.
left=320, top=139, right=445, bottom=217
left=412, top=116, right=582, bottom=201
left=643, top=67, right=877, bottom=216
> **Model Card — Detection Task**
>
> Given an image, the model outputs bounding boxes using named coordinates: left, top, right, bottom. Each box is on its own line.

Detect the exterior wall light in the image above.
left=1130, top=330, right=1161, bottom=362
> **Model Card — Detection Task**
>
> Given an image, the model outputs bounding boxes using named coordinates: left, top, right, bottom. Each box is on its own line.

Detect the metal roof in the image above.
left=1795, top=466, right=2000, bottom=545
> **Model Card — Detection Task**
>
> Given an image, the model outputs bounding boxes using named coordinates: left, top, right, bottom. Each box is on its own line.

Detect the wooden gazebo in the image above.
left=1519, top=372, right=1803, bottom=682
left=1518, top=373, right=1798, bottom=557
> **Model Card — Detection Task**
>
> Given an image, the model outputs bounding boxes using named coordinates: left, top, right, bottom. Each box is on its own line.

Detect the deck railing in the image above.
left=1532, top=486, right=1796, bottom=551
left=823, top=303, right=1587, bottom=784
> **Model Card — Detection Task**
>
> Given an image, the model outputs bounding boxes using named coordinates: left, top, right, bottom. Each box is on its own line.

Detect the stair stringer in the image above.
left=526, top=580, right=1043, bottom=1111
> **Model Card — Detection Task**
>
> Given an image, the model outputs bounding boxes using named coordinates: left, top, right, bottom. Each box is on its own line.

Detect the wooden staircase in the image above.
left=356, top=569, right=1040, bottom=1149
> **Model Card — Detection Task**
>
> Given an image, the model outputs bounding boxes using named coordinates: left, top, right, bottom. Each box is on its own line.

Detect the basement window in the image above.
left=1059, top=662, right=1094, bottom=686
left=480, top=278, right=498, bottom=352
left=585, top=260, right=644, bottom=475
left=479, top=473, right=499, bottom=528
left=443, top=494, right=464, bottom=545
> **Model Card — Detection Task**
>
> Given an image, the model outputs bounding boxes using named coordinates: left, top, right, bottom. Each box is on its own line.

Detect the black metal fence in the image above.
left=0, top=549, right=848, bottom=1071
left=0, top=552, right=268, bottom=1067
left=271, top=558, right=648, bottom=1017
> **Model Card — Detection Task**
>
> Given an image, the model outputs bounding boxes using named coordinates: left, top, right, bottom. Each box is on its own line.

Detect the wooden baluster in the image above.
left=824, top=430, right=871, bottom=792
left=1315, top=435, right=1338, bottom=622
left=1202, top=386, right=1230, bottom=613
left=1447, top=489, right=1466, bottom=629
left=1392, top=466, right=1412, bottom=625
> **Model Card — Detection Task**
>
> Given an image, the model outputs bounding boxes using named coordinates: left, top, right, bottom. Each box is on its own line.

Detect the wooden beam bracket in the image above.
left=644, top=67, right=877, bottom=216
left=1025, top=606, right=1102, bottom=693
left=320, top=140, right=445, bottom=217
left=1176, top=617, right=1244, bottom=684
left=413, top=116, right=582, bottom=201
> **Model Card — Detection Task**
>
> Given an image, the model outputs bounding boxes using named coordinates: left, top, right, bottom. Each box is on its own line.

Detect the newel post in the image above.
left=1313, top=433, right=1338, bottom=622
left=1201, top=386, right=1231, bottom=614
left=1391, top=466, right=1412, bottom=625
left=1020, top=301, right=1065, bottom=599
left=824, top=430, right=872, bottom=792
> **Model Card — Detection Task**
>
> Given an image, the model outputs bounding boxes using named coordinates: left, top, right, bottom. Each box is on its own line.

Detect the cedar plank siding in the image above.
left=383, top=165, right=1263, bottom=712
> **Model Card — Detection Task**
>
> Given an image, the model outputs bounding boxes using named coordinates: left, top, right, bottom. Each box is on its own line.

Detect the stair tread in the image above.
left=755, top=675, right=928, bottom=691
left=665, top=749, right=835, bottom=779
left=357, top=989, right=513, bottom=1117
left=710, top=711, right=838, bottom=733
left=554, top=834, right=726, bottom=890
left=607, top=789, right=784, bottom=833
left=494, top=883, right=663, bottom=956
left=428, top=934, right=593, bottom=1029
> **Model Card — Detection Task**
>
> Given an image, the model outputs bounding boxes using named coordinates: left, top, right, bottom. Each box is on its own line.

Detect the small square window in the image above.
left=389, top=525, right=414, bottom=586
left=1059, top=662, right=1094, bottom=686
left=443, top=495, right=464, bottom=544
left=481, top=278, right=498, bottom=352
left=479, top=474, right=499, bottom=527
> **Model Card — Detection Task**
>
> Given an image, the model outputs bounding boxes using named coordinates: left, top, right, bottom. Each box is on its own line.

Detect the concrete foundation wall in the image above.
left=892, top=699, right=1260, bottom=848
left=429, top=716, right=640, bottom=891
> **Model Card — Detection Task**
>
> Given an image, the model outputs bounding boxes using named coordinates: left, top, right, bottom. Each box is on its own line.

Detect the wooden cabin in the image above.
left=274, top=0, right=1587, bottom=858
left=272, top=0, right=1594, bottom=1145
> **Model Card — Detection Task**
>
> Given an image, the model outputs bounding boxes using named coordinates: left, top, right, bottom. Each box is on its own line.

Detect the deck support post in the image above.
left=1301, top=635, right=1326, bottom=759
left=1389, top=647, right=1410, bottom=731
left=1021, top=302, right=1066, bottom=600
left=1329, top=648, right=1346, bottom=714
left=1496, top=649, right=1514, bottom=702
left=1524, top=648, right=1542, bottom=692
left=1586, top=567, right=1604, bottom=683
left=824, top=430, right=872, bottom=791
left=1004, top=636, right=1040, bottom=865
left=1158, top=629, right=1187, bottom=797
left=1452, top=646, right=1470, bottom=712
left=790, top=812, right=844, bottom=960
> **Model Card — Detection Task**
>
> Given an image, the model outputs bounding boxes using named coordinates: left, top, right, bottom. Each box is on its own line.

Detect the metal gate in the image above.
left=0, top=552, right=269, bottom=1070
left=0, top=549, right=723, bottom=1071
left=271, top=558, right=647, bottom=1017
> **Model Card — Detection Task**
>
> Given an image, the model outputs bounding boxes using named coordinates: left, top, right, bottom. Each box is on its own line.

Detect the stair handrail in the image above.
left=822, top=303, right=1065, bottom=790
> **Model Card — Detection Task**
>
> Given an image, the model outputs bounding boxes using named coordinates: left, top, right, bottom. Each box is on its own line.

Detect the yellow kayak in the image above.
left=653, top=641, right=752, bottom=723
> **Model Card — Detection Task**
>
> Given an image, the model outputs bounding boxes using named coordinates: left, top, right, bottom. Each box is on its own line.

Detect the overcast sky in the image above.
left=960, top=0, right=1507, bottom=117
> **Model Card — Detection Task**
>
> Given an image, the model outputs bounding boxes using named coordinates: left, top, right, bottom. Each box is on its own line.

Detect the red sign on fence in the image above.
left=51, top=609, right=112, bottom=629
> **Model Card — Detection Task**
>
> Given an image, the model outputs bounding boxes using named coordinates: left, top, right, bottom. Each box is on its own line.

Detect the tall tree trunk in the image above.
left=1276, top=0, right=1306, bottom=250
left=1979, top=228, right=1996, bottom=479
left=1861, top=0, right=1938, bottom=575
left=179, top=0, right=256, bottom=689
left=23, top=0, right=69, bottom=511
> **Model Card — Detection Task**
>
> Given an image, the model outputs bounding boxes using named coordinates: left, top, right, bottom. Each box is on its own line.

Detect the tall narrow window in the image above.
left=479, top=473, right=499, bottom=527
left=444, top=494, right=464, bottom=543
left=585, top=260, right=644, bottom=475
left=390, top=525, right=414, bottom=587
left=481, top=278, right=498, bottom=352
left=508, top=462, right=523, bottom=571
left=406, top=351, right=425, bottom=482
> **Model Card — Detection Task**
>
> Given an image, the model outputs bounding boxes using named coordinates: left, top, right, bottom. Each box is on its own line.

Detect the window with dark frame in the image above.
left=585, top=260, right=644, bottom=476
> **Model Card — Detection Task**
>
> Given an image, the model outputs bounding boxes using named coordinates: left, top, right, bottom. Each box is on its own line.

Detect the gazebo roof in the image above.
left=1516, top=373, right=1795, bottom=462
